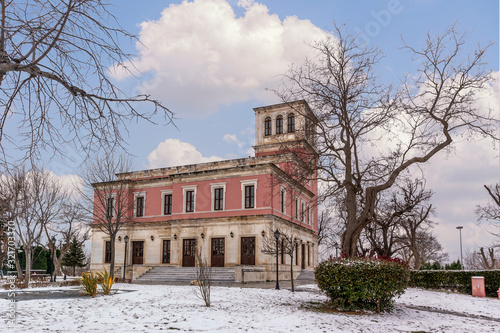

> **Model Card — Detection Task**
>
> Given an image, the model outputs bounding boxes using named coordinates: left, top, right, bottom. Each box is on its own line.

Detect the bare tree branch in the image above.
left=0, top=0, right=174, bottom=166
left=275, top=24, right=498, bottom=257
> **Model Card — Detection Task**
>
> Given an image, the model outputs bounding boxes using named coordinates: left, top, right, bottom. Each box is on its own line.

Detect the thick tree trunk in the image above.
left=24, top=250, right=31, bottom=288
left=341, top=223, right=364, bottom=257
left=413, top=252, right=423, bottom=270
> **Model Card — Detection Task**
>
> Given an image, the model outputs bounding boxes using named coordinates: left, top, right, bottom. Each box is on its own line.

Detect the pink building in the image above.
left=90, top=100, right=318, bottom=282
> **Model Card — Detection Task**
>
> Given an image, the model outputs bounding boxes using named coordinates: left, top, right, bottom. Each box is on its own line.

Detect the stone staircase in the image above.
left=134, top=266, right=236, bottom=284
left=296, top=270, right=315, bottom=284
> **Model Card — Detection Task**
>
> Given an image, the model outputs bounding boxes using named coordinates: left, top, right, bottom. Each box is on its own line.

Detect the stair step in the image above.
left=135, top=267, right=235, bottom=283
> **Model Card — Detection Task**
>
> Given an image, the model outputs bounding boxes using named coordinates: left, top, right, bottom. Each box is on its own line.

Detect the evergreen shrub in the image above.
left=409, top=269, right=500, bottom=297
left=315, top=257, right=410, bottom=312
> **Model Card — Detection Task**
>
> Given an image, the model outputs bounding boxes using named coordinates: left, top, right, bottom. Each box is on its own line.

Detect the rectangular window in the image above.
left=295, top=197, right=299, bottom=219
left=280, top=189, right=285, bottom=213
left=295, top=243, right=299, bottom=265
left=185, top=190, right=194, bottom=212
left=136, top=196, right=144, bottom=217
left=105, top=241, right=111, bottom=263
left=214, top=188, right=224, bottom=211
left=307, top=204, right=310, bottom=224
left=307, top=244, right=310, bottom=266
left=245, top=185, right=255, bottom=209
left=164, top=194, right=172, bottom=215
left=106, top=197, right=114, bottom=218
left=301, top=201, right=305, bottom=222
left=162, top=240, right=171, bottom=264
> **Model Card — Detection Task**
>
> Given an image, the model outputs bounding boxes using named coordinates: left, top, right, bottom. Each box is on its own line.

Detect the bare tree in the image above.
left=275, top=25, right=498, bottom=257
left=0, top=0, right=173, bottom=165
left=317, top=203, right=344, bottom=260
left=194, top=249, right=213, bottom=307
left=0, top=167, right=66, bottom=287
left=44, top=200, right=90, bottom=277
left=464, top=246, right=499, bottom=270
left=0, top=198, right=7, bottom=278
left=79, top=152, right=133, bottom=279
left=478, top=246, right=497, bottom=269
left=476, top=184, right=500, bottom=232
left=261, top=224, right=300, bottom=292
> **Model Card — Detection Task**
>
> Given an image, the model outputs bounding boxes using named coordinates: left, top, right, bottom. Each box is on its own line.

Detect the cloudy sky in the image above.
left=46, top=0, right=498, bottom=262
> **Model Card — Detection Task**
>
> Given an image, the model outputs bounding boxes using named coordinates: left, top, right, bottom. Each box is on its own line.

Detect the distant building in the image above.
left=90, top=100, right=318, bottom=282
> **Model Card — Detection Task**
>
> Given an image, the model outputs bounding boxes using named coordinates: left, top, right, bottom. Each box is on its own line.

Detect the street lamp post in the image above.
left=456, top=226, right=463, bottom=269
left=123, top=235, right=129, bottom=281
left=274, top=229, right=280, bottom=290
left=51, top=236, right=56, bottom=282
left=333, top=242, right=339, bottom=258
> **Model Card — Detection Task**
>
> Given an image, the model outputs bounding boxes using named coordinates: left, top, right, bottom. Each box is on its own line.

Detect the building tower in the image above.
left=253, top=100, right=317, bottom=158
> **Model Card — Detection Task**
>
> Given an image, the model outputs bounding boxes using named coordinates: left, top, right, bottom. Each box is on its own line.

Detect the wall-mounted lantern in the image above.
left=230, top=231, right=234, bottom=238
left=118, top=236, right=122, bottom=242
left=173, top=234, right=177, bottom=240
left=150, top=235, right=155, bottom=241
left=261, top=230, right=265, bottom=237
left=201, top=233, right=205, bottom=239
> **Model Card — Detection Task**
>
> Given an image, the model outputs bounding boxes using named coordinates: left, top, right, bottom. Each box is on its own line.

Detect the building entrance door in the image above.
left=132, top=241, right=144, bottom=265
left=182, top=239, right=196, bottom=267
left=241, top=237, right=255, bottom=265
left=211, top=238, right=225, bottom=267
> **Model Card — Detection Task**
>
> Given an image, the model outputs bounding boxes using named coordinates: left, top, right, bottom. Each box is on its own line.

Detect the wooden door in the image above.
left=132, top=241, right=144, bottom=265
left=241, top=237, right=255, bottom=265
left=182, top=239, right=196, bottom=267
left=301, top=244, right=305, bottom=269
left=211, top=238, right=225, bottom=267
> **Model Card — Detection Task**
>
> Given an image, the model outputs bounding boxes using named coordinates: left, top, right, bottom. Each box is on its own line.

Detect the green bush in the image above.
left=315, top=257, right=410, bottom=313
left=410, top=269, right=500, bottom=297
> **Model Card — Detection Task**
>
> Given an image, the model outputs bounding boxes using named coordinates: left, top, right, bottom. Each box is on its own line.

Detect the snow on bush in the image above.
left=315, top=256, right=410, bottom=312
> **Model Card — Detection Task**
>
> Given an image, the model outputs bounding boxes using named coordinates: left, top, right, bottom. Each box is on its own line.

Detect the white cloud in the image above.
left=223, top=134, right=243, bottom=148
left=147, top=138, right=223, bottom=168
left=114, top=0, right=327, bottom=117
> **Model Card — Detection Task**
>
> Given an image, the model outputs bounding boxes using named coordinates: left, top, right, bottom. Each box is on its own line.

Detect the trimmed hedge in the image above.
left=315, top=257, right=410, bottom=312
left=409, top=270, right=500, bottom=297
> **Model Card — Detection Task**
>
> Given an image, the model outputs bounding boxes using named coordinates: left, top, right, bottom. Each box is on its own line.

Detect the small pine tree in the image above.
left=62, top=237, right=87, bottom=276
left=445, top=260, right=462, bottom=270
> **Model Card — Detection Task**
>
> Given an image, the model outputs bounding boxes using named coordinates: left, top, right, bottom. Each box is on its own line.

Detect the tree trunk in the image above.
left=413, top=252, right=423, bottom=270
left=73, top=265, right=76, bottom=277
left=341, top=221, right=364, bottom=257
left=290, top=254, right=294, bottom=292
left=109, top=236, right=116, bottom=279
left=14, top=249, right=22, bottom=278
left=24, top=250, right=31, bottom=288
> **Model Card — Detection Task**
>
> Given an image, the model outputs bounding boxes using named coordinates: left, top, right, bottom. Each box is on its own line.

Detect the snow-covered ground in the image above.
left=1, top=284, right=499, bottom=332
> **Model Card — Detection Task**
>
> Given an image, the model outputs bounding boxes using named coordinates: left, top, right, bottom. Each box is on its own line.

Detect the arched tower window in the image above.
left=276, top=115, right=283, bottom=134
left=264, top=117, right=272, bottom=136
left=287, top=113, right=295, bottom=133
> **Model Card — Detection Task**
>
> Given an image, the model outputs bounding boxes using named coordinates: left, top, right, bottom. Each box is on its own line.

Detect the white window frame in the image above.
left=211, top=182, right=226, bottom=211
left=280, top=186, right=286, bottom=214
left=301, top=200, right=305, bottom=222
left=182, top=185, right=197, bottom=213
left=105, top=193, right=116, bottom=218
left=307, top=203, right=310, bottom=225
left=241, top=179, right=258, bottom=209
left=295, top=196, right=299, bottom=220
left=161, top=190, right=173, bottom=215
left=133, top=191, right=146, bottom=217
